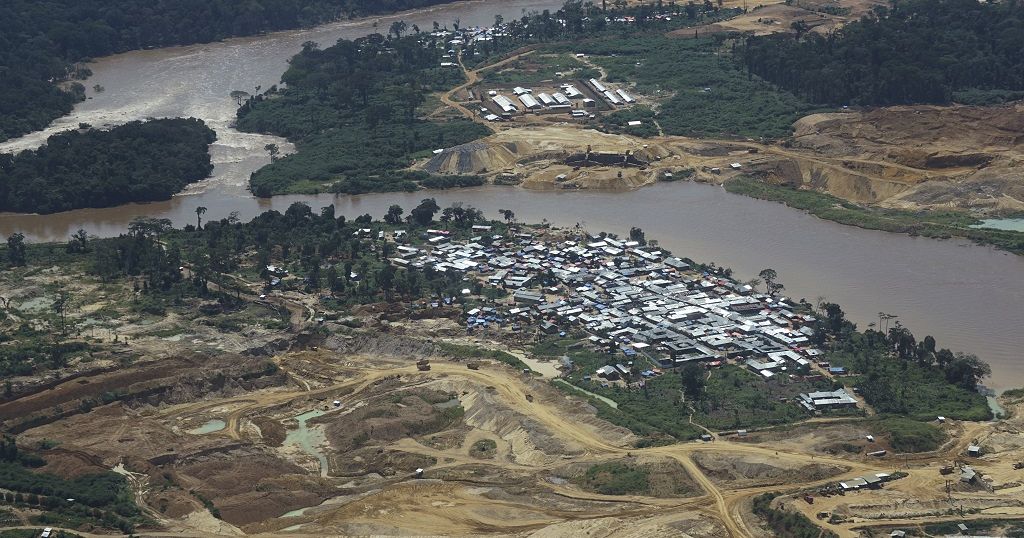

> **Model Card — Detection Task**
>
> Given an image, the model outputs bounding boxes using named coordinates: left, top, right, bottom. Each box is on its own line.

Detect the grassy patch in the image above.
left=547, top=35, right=817, bottom=140
left=578, top=462, right=649, bottom=496
left=921, top=518, right=1024, bottom=537
left=481, top=53, right=598, bottom=86
left=868, top=416, right=946, bottom=453
left=600, top=105, right=660, bottom=138
left=724, top=176, right=1024, bottom=255
left=0, top=326, right=93, bottom=378
left=469, top=439, right=497, bottom=459
left=562, top=351, right=827, bottom=439
left=530, top=335, right=580, bottom=357
left=1002, top=388, right=1024, bottom=399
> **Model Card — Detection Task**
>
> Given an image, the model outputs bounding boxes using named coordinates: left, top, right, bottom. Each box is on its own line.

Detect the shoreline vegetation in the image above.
left=0, top=119, right=216, bottom=214
left=0, top=0, right=464, bottom=143
left=235, top=34, right=490, bottom=196
left=724, top=177, right=1024, bottom=256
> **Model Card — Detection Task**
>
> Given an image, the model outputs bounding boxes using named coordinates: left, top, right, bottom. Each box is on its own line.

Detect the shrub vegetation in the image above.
left=236, top=35, right=488, bottom=196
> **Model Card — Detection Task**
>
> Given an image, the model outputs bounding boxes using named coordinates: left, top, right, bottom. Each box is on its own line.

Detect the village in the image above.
left=383, top=224, right=858, bottom=416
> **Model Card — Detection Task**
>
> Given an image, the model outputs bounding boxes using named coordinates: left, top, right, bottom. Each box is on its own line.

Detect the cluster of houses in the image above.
left=424, top=19, right=640, bottom=122
left=388, top=227, right=853, bottom=413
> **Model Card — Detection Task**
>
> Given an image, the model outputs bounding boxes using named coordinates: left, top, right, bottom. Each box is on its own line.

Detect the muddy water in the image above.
left=0, top=0, right=1021, bottom=389
left=187, top=419, right=226, bottom=435
left=285, top=409, right=330, bottom=477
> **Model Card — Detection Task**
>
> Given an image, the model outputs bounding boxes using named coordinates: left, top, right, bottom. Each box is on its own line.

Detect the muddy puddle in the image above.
left=285, top=409, right=330, bottom=477
left=187, top=419, right=226, bottom=435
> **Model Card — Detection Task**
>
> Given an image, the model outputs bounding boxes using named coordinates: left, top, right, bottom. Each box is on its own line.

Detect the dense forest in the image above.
left=236, top=34, right=489, bottom=195
left=741, top=0, right=1024, bottom=105
left=0, top=0, right=460, bottom=142
left=0, top=119, right=216, bottom=214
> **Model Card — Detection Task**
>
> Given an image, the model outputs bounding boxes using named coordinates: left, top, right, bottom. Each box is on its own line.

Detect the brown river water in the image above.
left=0, top=0, right=1021, bottom=389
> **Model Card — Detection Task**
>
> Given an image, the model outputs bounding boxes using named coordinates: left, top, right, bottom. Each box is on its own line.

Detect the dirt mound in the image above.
left=692, top=451, right=848, bottom=488
left=428, top=463, right=533, bottom=486
left=319, top=388, right=462, bottom=452
left=36, top=448, right=108, bottom=479
left=423, top=141, right=526, bottom=174
left=793, top=104, right=1024, bottom=163
left=323, top=332, right=434, bottom=360
left=525, top=515, right=720, bottom=538
left=520, top=165, right=657, bottom=190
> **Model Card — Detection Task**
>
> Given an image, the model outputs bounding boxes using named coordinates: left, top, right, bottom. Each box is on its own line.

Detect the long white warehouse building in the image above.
left=492, top=95, right=518, bottom=113
left=519, top=93, right=542, bottom=109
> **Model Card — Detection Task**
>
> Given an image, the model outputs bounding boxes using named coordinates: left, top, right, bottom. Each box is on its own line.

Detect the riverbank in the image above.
left=2, top=182, right=1023, bottom=391
left=724, top=177, right=1024, bottom=256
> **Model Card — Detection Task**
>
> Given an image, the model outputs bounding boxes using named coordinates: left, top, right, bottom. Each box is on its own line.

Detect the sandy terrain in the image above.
left=790, top=104, right=1024, bottom=211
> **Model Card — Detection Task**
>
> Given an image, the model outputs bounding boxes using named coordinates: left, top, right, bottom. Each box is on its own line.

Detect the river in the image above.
left=0, top=0, right=1021, bottom=390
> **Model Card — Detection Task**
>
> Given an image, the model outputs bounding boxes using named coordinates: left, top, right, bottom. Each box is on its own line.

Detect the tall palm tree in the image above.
left=195, top=206, right=207, bottom=230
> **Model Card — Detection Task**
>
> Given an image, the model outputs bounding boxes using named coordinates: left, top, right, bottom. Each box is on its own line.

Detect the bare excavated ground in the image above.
left=776, top=397, right=1024, bottom=537
left=422, top=25, right=1024, bottom=219
left=789, top=104, right=1024, bottom=211
left=417, top=103, right=1024, bottom=215
left=8, top=318, right=1024, bottom=537
left=669, top=0, right=884, bottom=39
left=5, top=262, right=1024, bottom=536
